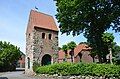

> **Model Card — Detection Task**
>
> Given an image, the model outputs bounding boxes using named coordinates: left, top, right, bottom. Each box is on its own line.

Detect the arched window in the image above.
left=49, top=34, right=52, bottom=40
left=27, top=57, right=30, bottom=69
left=42, top=33, right=45, bottom=39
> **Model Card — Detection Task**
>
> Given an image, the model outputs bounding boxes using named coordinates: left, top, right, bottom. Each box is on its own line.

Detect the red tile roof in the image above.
left=74, top=44, right=91, bottom=57
left=58, top=44, right=91, bottom=59
left=27, top=10, right=58, bottom=33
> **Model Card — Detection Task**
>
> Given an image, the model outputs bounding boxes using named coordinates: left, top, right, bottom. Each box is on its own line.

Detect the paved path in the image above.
left=0, top=71, right=39, bottom=79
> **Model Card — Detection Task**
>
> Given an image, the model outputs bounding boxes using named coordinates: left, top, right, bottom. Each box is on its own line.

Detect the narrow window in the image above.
left=49, top=34, right=52, bottom=40
left=28, top=33, right=30, bottom=38
left=55, top=36, right=58, bottom=39
left=28, top=57, right=30, bottom=69
left=42, top=33, right=45, bottom=39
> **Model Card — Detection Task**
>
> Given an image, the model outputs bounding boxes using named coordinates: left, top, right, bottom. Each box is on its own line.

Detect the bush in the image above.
left=115, top=59, right=120, bottom=65
left=33, top=62, right=40, bottom=72
left=35, top=63, right=120, bottom=77
left=0, top=41, right=21, bottom=72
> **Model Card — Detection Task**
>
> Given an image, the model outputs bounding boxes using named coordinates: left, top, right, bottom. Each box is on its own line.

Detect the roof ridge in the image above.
left=31, top=9, right=53, bottom=17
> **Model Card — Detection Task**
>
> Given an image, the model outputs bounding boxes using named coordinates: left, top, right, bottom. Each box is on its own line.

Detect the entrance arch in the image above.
left=41, top=54, right=51, bottom=66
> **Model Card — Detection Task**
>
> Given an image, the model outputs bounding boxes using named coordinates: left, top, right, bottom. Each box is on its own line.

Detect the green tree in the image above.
left=112, top=44, right=120, bottom=57
left=102, top=32, right=114, bottom=63
left=112, top=43, right=120, bottom=58
left=58, top=47, right=61, bottom=51
left=67, top=41, right=76, bottom=62
left=102, top=32, right=114, bottom=47
left=62, top=45, right=68, bottom=62
left=89, top=32, right=115, bottom=63
left=0, top=41, right=21, bottom=71
left=79, top=42, right=90, bottom=45
left=89, top=51, right=97, bottom=62
left=112, top=44, right=120, bottom=64
left=55, top=0, right=120, bottom=63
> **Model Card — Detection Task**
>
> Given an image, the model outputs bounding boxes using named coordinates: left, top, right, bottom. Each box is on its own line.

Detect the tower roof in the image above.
left=27, top=10, right=58, bottom=33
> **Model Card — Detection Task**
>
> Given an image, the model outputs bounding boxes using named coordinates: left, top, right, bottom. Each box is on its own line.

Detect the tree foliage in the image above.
left=92, top=32, right=115, bottom=62
left=102, top=32, right=114, bottom=47
left=67, top=41, right=76, bottom=50
left=62, top=45, right=68, bottom=62
left=58, top=47, right=61, bottom=51
left=86, top=32, right=115, bottom=62
left=62, top=45, right=68, bottom=52
left=102, top=32, right=114, bottom=53
left=0, top=41, right=21, bottom=71
left=61, top=41, right=76, bottom=62
left=56, top=0, right=120, bottom=35
left=55, top=0, right=120, bottom=62
left=67, top=41, right=76, bottom=62
left=112, top=43, right=120, bottom=57
left=101, top=32, right=115, bottom=62
left=79, top=42, right=89, bottom=45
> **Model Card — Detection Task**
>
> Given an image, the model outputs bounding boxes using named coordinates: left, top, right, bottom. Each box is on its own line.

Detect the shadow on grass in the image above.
left=0, top=77, right=8, bottom=79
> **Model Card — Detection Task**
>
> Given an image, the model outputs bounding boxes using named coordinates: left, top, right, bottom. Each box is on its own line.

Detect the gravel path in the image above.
left=0, top=71, right=39, bottom=79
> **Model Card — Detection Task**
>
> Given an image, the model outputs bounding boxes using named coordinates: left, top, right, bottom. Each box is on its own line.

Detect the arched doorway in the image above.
left=41, top=54, right=51, bottom=66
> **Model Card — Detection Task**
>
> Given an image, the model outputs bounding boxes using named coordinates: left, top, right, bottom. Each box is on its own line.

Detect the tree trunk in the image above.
left=70, top=56, right=74, bottom=63
left=70, top=49, right=74, bottom=63
left=98, top=55, right=102, bottom=63
left=64, top=51, right=67, bottom=62
left=103, top=55, right=107, bottom=63
left=92, top=57, right=95, bottom=62
left=109, top=48, right=113, bottom=64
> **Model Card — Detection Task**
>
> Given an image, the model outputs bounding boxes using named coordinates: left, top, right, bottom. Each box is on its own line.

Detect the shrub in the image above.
left=36, top=65, right=50, bottom=74
left=35, top=62, right=120, bottom=77
left=33, top=61, right=40, bottom=72
left=36, top=63, right=72, bottom=75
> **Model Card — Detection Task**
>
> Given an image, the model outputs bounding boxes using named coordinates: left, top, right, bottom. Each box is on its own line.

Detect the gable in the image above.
left=26, top=10, right=58, bottom=34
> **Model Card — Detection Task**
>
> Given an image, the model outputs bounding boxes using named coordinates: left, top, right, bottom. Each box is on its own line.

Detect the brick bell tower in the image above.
left=25, top=10, right=58, bottom=75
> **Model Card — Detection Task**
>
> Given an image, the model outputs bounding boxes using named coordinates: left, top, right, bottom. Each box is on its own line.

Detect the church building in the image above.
left=25, top=10, right=58, bottom=74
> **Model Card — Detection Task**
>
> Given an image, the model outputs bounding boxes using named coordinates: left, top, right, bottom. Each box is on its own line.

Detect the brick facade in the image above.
left=58, top=44, right=93, bottom=63
left=17, top=54, right=25, bottom=68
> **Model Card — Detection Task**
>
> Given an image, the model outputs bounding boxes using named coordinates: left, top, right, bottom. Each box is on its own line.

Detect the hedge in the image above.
left=35, top=63, right=120, bottom=77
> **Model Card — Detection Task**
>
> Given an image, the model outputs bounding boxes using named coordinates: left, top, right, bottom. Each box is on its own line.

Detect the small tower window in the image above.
left=49, top=34, right=52, bottom=40
left=55, top=36, right=58, bottom=39
left=27, top=57, right=30, bottom=69
left=28, top=33, right=30, bottom=38
left=42, top=33, right=45, bottom=39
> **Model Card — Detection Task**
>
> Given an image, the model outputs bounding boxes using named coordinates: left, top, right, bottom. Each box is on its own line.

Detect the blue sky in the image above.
left=0, top=0, right=120, bottom=53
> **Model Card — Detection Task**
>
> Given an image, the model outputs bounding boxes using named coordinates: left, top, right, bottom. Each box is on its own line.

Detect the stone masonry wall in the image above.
left=25, top=30, right=34, bottom=75
left=25, top=27, right=58, bottom=75
left=33, top=27, right=58, bottom=65
left=37, top=74, right=118, bottom=79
